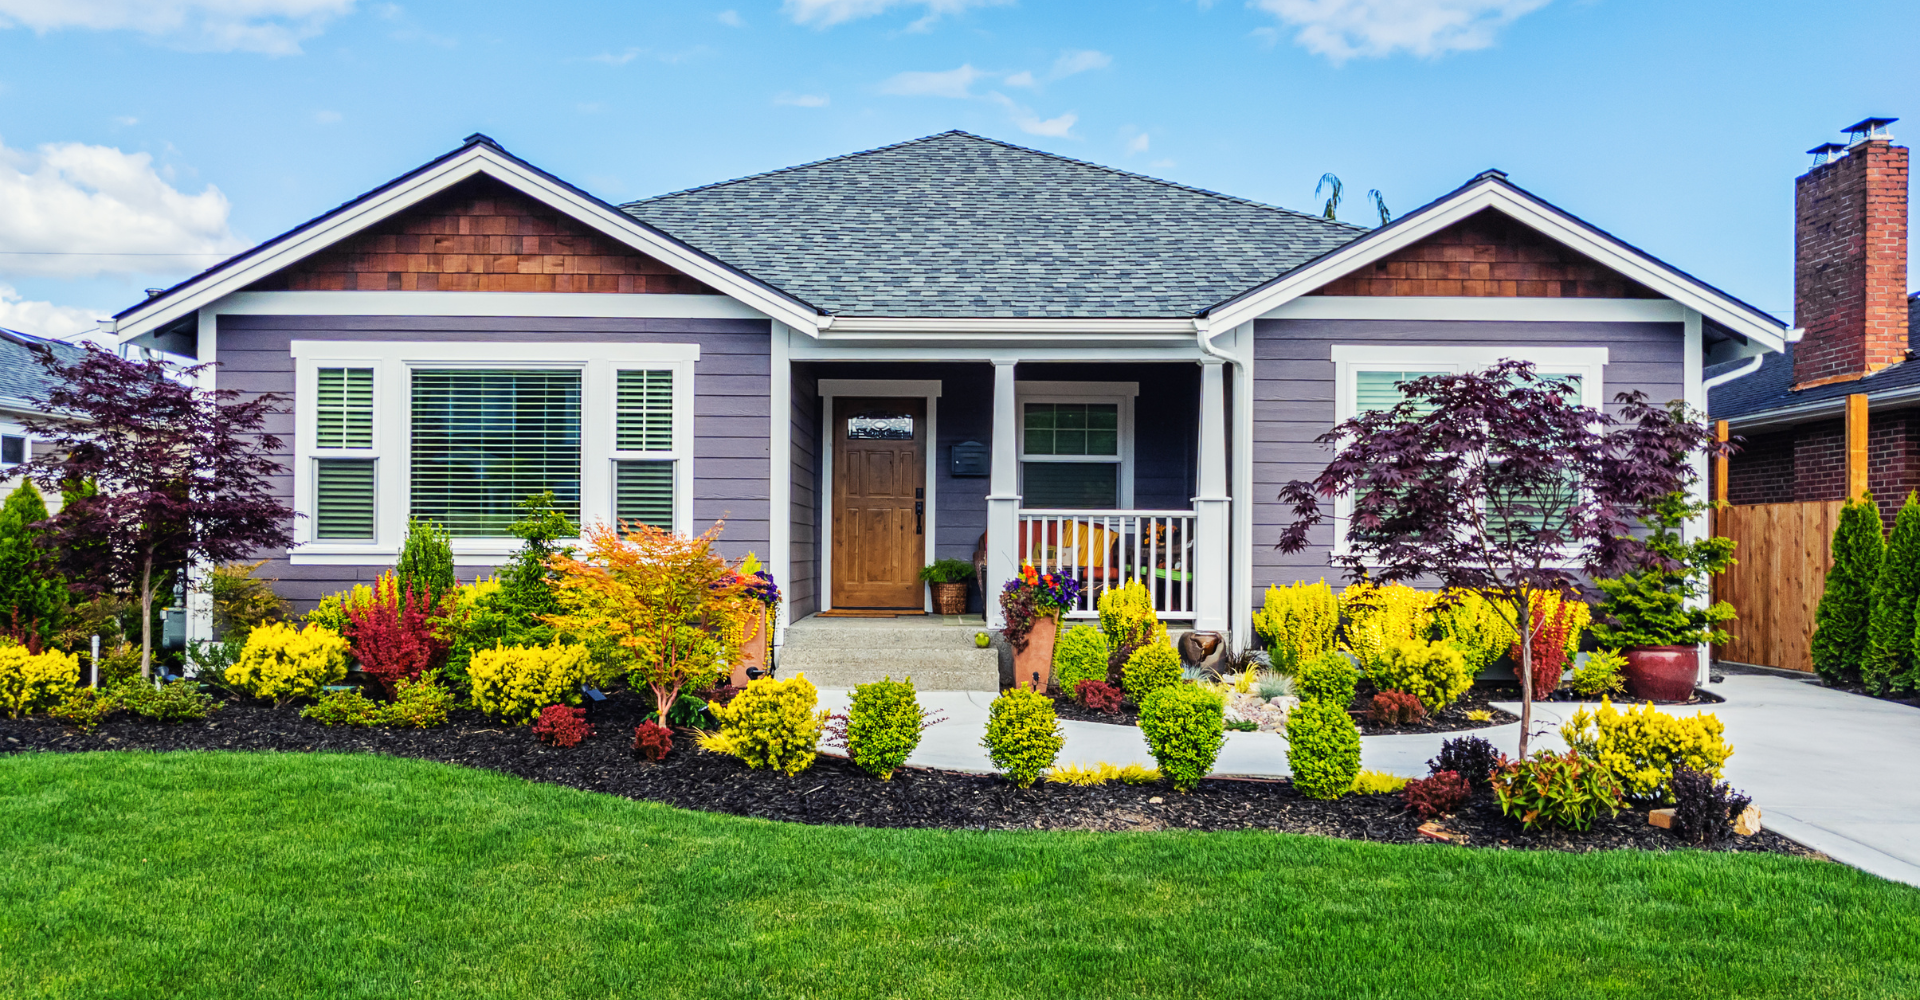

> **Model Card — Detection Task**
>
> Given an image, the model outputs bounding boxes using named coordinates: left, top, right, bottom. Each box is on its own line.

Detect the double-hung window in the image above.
left=0, top=432, right=27, bottom=468
left=1330, top=345, right=1607, bottom=558
left=292, top=341, right=697, bottom=560
left=1016, top=381, right=1137, bottom=510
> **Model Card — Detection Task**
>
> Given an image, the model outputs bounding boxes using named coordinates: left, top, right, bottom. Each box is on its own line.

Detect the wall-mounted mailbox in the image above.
left=950, top=440, right=990, bottom=477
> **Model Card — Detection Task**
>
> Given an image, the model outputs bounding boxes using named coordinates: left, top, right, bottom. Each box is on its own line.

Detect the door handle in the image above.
left=915, top=500, right=924, bottom=535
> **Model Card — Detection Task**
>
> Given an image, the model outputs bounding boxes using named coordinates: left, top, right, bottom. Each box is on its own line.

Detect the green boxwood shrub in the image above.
left=981, top=687, right=1063, bottom=788
left=1138, top=684, right=1225, bottom=791
left=1120, top=641, right=1181, bottom=705
left=847, top=676, right=923, bottom=780
left=1053, top=625, right=1110, bottom=701
left=1285, top=700, right=1361, bottom=800
left=1295, top=651, right=1358, bottom=707
left=1365, top=638, right=1472, bottom=712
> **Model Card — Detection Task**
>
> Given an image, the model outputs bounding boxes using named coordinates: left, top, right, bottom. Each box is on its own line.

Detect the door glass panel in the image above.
left=847, top=414, right=914, bottom=440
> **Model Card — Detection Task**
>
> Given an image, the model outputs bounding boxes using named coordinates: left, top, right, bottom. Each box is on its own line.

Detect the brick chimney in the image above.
left=1793, top=118, right=1909, bottom=390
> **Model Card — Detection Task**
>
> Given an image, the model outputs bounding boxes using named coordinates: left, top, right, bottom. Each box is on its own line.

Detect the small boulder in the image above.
left=1733, top=805, right=1763, bottom=837
left=1647, top=808, right=1677, bottom=829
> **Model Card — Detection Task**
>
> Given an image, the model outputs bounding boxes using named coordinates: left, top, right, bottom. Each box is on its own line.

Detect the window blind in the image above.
left=316, top=368, right=374, bottom=449
left=616, top=369, right=674, bottom=451
left=1022, top=462, right=1118, bottom=509
left=410, top=369, right=581, bottom=537
left=614, top=460, right=675, bottom=529
left=1354, top=370, right=1446, bottom=415
left=315, top=459, right=376, bottom=540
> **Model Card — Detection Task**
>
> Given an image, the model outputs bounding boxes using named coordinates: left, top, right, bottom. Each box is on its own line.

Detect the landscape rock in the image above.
left=1734, top=805, right=1764, bottom=836
left=1226, top=692, right=1297, bottom=732
left=1647, top=808, right=1676, bottom=829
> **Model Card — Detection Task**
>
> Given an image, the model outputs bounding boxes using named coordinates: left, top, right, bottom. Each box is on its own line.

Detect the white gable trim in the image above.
left=1199, top=177, right=1786, bottom=352
left=111, top=142, right=823, bottom=342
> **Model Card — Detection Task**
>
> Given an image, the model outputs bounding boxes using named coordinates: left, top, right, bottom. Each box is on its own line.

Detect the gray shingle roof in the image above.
left=0, top=328, right=86, bottom=414
left=1709, top=293, right=1920, bottom=420
left=621, top=131, right=1367, bottom=319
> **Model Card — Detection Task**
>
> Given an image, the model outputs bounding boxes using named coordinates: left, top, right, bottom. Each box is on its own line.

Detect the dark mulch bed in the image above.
left=1049, top=683, right=1519, bottom=735
left=0, top=690, right=1817, bottom=859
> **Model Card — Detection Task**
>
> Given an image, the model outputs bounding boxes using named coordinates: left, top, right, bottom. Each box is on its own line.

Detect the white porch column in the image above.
left=985, top=359, right=1021, bottom=629
left=1194, top=357, right=1231, bottom=635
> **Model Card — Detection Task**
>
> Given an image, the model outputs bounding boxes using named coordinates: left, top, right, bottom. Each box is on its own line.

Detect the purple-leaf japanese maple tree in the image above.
left=20, top=344, right=295, bottom=678
left=1276, top=360, right=1722, bottom=755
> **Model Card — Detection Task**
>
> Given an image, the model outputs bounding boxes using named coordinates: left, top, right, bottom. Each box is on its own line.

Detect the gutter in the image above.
left=1724, top=382, right=1920, bottom=433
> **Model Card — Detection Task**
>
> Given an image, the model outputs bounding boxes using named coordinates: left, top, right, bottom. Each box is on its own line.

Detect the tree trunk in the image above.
left=139, top=553, right=154, bottom=681
left=1516, top=594, right=1534, bottom=758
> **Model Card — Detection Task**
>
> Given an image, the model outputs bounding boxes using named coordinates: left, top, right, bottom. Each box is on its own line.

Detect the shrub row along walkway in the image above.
left=826, top=672, right=1920, bottom=887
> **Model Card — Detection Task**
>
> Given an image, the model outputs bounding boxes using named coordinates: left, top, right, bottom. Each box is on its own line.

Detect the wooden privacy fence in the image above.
left=1712, top=500, right=1842, bottom=673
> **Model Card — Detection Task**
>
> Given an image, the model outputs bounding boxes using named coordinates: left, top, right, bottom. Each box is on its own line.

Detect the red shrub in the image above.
left=342, top=577, right=449, bottom=696
left=1369, top=690, right=1426, bottom=726
left=632, top=720, right=673, bottom=761
left=533, top=704, right=593, bottom=747
left=1508, top=601, right=1576, bottom=699
left=1076, top=679, right=1124, bottom=713
left=1404, top=770, right=1472, bottom=818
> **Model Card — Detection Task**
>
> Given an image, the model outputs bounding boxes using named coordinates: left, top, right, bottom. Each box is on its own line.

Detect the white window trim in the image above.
left=1328, top=345, right=1607, bottom=559
left=1015, top=380, right=1138, bottom=509
left=290, top=340, right=698, bottom=564
left=0, top=422, right=30, bottom=470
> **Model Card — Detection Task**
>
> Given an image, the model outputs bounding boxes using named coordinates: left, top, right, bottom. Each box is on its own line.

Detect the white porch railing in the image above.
left=1016, top=509, right=1197, bottom=619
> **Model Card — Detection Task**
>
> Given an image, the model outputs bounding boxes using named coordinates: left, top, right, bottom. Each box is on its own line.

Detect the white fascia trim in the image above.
left=288, top=339, right=698, bottom=563
left=790, top=343, right=1206, bottom=362
left=1204, top=182, right=1786, bottom=351
left=821, top=316, right=1196, bottom=335
left=1016, top=380, right=1140, bottom=398
left=1265, top=296, right=1688, bottom=323
left=817, top=378, right=944, bottom=398
left=203, top=290, right=767, bottom=320
left=112, top=144, right=820, bottom=341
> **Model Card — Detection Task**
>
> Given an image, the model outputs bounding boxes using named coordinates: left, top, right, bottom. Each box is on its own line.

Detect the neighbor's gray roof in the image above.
left=621, top=131, right=1368, bottom=319
left=0, top=328, right=85, bottom=414
left=1709, top=293, right=1920, bottom=421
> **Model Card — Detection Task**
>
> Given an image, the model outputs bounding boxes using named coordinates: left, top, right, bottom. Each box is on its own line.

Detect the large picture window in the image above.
left=1016, top=382, right=1136, bottom=510
left=410, top=369, right=583, bottom=537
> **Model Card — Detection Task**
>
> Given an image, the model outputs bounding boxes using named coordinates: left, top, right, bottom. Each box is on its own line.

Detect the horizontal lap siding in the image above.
left=789, top=368, right=820, bottom=620
left=219, top=313, right=770, bottom=607
left=1251, top=318, right=1684, bottom=603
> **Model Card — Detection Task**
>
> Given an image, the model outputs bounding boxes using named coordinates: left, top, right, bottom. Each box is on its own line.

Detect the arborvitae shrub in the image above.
left=1120, top=641, right=1181, bottom=705
left=532, top=704, right=593, bottom=747
left=1569, top=648, right=1628, bottom=698
left=1429, top=734, right=1500, bottom=790
left=0, top=481, right=67, bottom=648
left=1295, top=651, right=1358, bottom=707
left=1403, top=770, right=1471, bottom=818
left=1865, top=492, right=1920, bottom=694
left=1811, top=494, right=1884, bottom=686
left=1284, top=700, right=1361, bottom=800
left=981, top=687, right=1063, bottom=788
left=1138, top=684, right=1225, bottom=791
left=1368, top=689, right=1426, bottom=726
left=1366, top=638, right=1472, bottom=712
left=1052, top=625, right=1110, bottom=701
left=1075, top=679, right=1124, bottom=713
left=395, top=516, right=456, bottom=611
left=847, top=676, right=923, bottom=780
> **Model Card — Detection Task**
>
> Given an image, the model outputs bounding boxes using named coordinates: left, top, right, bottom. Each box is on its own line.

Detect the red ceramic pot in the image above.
left=1622, top=646, right=1698, bottom=702
left=1011, top=614, right=1058, bottom=693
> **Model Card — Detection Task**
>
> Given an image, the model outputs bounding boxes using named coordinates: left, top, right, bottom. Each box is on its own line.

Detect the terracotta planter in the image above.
left=1623, top=646, right=1698, bottom=702
left=731, top=607, right=771, bottom=688
left=1011, top=614, right=1059, bottom=693
left=931, top=581, right=969, bottom=616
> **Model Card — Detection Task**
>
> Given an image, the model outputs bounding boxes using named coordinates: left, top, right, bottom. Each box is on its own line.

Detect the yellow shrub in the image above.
left=469, top=643, right=596, bottom=724
left=1253, top=579, right=1339, bottom=671
left=224, top=622, right=350, bottom=705
left=1046, top=762, right=1163, bottom=786
left=1561, top=698, right=1732, bottom=803
left=1433, top=590, right=1517, bottom=673
left=305, top=583, right=373, bottom=634
left=1368, top=638, right=1473, bottom=712
left=1097, top=580, right=1166, bottom=652
left=1351, top=770, right=1410, bottom=795
left=0, top=644, right=79, bottom=717
left=705, top=673, right=826, bottom=776
left=1340, top=583, right=1438, bottom=667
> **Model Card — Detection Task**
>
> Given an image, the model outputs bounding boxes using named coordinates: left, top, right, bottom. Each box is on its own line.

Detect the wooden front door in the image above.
left=831, top=397, right=927, bottom=609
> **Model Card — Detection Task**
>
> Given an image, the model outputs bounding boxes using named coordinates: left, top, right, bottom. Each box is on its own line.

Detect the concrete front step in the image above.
left=782, top=624, right=990, bottom=652
left=779, top=646, right=1000, bottom=691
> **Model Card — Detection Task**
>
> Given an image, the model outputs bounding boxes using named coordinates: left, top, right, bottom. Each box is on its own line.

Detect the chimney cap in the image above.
left=1807, top=142, right=1848, bottom=167
left=1843, top=117, right=1897, bottom=142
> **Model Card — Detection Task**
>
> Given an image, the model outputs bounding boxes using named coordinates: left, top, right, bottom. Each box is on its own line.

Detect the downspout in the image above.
left=1702, top=351, right=1766, bottom=392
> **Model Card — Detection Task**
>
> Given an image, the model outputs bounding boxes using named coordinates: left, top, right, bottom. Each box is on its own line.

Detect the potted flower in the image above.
left=920, top=558, right=975, bottom=615
left=728, top=552, right=781, bottom=688
left=1590, top=492, right=1736, bottom=701
left=1000, top=562, right=1080, bottom=693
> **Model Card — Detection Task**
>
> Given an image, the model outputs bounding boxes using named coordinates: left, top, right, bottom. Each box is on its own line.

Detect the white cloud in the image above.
left=0, top=137, right=243, bottom=279
left=783, top=0, right=1009, bottom=30
left=1251, top=0, right=1550, bottom=62
left=717, top=8, right=744, bottom=26
left=989, top=93, right=1077, bottom=138
left=774, top=92, right=830, bottom=107
left=313, top=109, right=341, bottom=124
left=879, top=64, right=983, bottom=98
left=1051, top=49, right=1111, bottom=78
left=112, top=115, right=138, bottom=126
left=0, top=284, right=107, bottom=341
left=1003, top=69, right=1035, bottom=88
left=0, top=0, right=357, bottom=55
left=1127, top=132, right=1150, bottom=154
left=1149, top=158, right=1177, bottom=169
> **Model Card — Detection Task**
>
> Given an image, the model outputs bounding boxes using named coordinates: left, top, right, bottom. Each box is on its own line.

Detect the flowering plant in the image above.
left=1000, top=562, right=1081, bottom=652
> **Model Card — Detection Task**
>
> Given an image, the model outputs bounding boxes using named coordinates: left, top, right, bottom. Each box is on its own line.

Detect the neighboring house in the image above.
left=0, top=327, right=87, bottom=492
left=1711, top=120, right=1917, bottom=527
left=108, top=131, right=1785, bottom=655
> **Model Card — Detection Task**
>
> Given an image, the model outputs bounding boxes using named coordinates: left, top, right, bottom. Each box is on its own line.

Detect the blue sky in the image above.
left=1, top=0, right=1915, bottom=339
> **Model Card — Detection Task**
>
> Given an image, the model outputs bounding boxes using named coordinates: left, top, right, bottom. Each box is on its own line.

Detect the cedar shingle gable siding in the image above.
left=246, top=177, right=718, bottom=295
left=1309, top=209, right=1660, bottom=298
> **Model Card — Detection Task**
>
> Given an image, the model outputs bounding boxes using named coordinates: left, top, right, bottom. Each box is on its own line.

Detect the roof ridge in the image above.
left=623, top=130, right=1368, bottom=231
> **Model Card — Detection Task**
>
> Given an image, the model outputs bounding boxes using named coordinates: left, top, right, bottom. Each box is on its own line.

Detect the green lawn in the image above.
left=1, top=752, right=1914, bottom=999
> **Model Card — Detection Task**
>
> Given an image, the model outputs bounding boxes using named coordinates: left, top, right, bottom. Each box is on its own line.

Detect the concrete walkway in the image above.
left=817, top=672, right=1920, bottom=887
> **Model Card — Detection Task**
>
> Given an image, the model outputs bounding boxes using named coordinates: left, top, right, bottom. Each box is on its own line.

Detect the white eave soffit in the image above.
left=111, top=143, right=822, bottom=341
left=1200, top=180, right=1787, bottom=352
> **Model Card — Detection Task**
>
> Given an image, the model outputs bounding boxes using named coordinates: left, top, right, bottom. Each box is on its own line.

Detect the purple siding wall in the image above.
left=1250, top=318, right=1686, bottom=603
left=220, top=313, right=770, bottom=606
left=788, top=365, right=820, bottom=620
